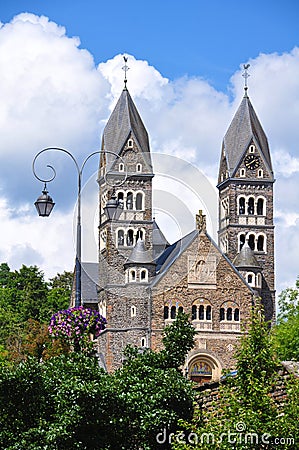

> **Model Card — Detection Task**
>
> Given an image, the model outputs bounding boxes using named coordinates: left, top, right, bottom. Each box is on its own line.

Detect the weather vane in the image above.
left=242, top=64, right=250, bottom=95
left=122, top=55, right=130, bottom=90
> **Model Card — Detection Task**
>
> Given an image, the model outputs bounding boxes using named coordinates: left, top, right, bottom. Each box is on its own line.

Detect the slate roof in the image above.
left=125, top=239, right=156, bottom=265
left=152, top=230, right=198, bottom=287
left=233, top=241, right=261, bottom=269
left=101, top=88, right=152, bottom=171
left=81, top=262, right=99, bottom=303
left=223, top=94, right=273, bottom=177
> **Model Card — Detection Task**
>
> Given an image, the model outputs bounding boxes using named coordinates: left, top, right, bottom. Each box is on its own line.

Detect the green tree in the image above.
left=172, top=304, right=299, bottom=450
left=0, top=313, right=196, bottom=449
left=0, top=264, right=72, bottom=362
left=272, top=277, right=299, bottom=361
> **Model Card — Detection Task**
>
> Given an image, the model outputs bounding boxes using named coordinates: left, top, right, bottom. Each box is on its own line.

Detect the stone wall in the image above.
left=195, top=361, right=299, bottom=414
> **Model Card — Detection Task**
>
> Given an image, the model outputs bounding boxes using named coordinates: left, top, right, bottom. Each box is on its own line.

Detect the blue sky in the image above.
left=2, top=0, right=299, bottom=92
left=0, top=1, right=299, bottom=298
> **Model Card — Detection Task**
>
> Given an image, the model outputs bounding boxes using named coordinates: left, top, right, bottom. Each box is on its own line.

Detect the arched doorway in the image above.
left=188, top=354, right=222, bottom=384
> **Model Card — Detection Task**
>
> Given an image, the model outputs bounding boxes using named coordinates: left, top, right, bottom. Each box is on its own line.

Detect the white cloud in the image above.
left=0, top=195, right=75, bottom=279
left=0, top=13, right=298, bottom=296
left=272, top=150, right=299, bottom=177
left=0, top=12, right=110, bottom=206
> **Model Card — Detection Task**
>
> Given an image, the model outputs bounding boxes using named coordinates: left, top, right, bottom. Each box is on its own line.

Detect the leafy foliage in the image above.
left=0, top=263, right=72, bottom=363
left=0, top=312, right=195, bottom=449
left=172, top=304, right=299, bottom=449
left=272, top=276, right=299, bottom=361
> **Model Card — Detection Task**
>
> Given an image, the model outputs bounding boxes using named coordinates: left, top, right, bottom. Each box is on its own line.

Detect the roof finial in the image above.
left=242, top=64, right=250, bottom=97
left=122, top=55, right=130, bottom=90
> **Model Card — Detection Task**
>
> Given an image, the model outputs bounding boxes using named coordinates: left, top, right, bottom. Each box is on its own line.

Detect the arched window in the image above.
left=220, top=308, right=225, bottom=321
left=206, top=305, right=212, bottom=320
left=192, top=300, right=212, bottom=321
left=247, top=274, right=253, bottom=284
left=248, top=234, right=255, bottom=250
left=141, top=337, right=146, bottom=347
left=256, top=273, right=262, bottom=288
left=248, top=197, right=254, bottom=215
left=257, top=235, right=264, bottom=251
left=127, top=230, right=134, bottom=246
left=130, top=270, right=136, bottom=282
left=140, top=269, right=148, bottom=282
left=257, top=198, right=264, bottom=215
left=136, top=163, right=142, bottom=172
left=136, top=192, right=143, bottom=210
left=171, top=305, right=176, bottom=319
left=119, top=163, right=124, bottom=172
left=117, top=229, right=124, bottom=246
left=192, top=305, right=197, bottom=320
left=136, top=229, right=143, bottom=241
left=117, top=191, right=124, bottom=203
left=240, top=168, right=246, bottom=177
left=239, top=197, right=245, bottom=215
left=126, top=192, right=133, bottom=210
left=239, top=234, right=246, bottom=251
left=199, top=305, right=204, bottom=320
left=258, top=169, right=263, bottom=178
left=178, top=306, right=184, bottom=314
left=128, top=139, right=133, bottom=148
left=164, top=306, right=169, bottom=319
left=220, top=302, right=239, bottom=322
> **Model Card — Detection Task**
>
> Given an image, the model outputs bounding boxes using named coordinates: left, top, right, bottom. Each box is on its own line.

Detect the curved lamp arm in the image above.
left=32, top=146, right=127, bottom=308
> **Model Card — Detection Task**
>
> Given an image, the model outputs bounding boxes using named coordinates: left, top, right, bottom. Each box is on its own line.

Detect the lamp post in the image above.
left=32, top=147, right=126, bottom=308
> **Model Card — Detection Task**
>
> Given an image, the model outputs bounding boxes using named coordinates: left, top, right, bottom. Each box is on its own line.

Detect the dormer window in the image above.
left=128, top=139, right=133, bottom=148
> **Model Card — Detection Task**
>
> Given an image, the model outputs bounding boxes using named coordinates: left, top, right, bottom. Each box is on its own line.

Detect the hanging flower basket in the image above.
left=49, top=306, right=107, bottom=352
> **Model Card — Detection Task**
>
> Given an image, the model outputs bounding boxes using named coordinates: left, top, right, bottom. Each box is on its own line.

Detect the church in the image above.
left=80, top=68, right=275, bottom=383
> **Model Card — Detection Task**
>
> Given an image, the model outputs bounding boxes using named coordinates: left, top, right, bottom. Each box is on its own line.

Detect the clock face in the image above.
left=244, top=154, right=260, bottom=170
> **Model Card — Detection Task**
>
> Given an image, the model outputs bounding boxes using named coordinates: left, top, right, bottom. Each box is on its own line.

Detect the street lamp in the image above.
left=32, top=147, right=126, bottom=308
left=34, top=183, right=55, bottom=217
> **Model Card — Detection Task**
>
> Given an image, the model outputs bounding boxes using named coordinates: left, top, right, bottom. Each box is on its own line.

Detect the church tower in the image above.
left=97, top=79, right=155, bottom=371
left=217, top=67, right=275, bottom=321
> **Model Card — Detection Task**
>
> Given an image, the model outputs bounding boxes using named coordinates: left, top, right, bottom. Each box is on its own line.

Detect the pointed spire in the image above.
left=221, top=88, right=274, bottom=178
left=101, top=88, right=152, bottom=172
left=233, top=237, right=261, bottom=269
left=125, top=239, right=155, bottom=265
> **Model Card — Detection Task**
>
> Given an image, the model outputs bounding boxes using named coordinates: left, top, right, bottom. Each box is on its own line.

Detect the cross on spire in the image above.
left=242, top=64, right=250, bottom=97
left=122, top=55, right=130, bottom=90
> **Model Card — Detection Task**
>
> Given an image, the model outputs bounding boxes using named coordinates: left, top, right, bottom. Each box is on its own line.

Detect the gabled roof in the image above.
left=101, top=88, right=152, bottom=171
left=151, top=229, right=255, bottom=292
left=222, top=94, right=273, bottom=177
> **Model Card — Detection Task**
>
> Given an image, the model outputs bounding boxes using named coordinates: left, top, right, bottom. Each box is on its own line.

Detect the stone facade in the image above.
left=91, top=86, right=276, bottom=380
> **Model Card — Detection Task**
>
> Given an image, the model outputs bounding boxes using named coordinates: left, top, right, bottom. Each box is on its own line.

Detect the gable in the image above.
left=152, top=230, right=253, bottom=295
